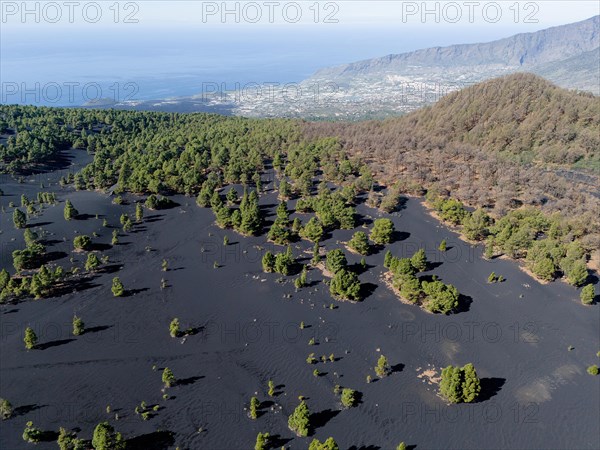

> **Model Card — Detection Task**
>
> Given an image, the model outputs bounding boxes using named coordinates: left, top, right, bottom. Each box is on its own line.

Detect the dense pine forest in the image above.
left=1, top=73, right=598, bottom=287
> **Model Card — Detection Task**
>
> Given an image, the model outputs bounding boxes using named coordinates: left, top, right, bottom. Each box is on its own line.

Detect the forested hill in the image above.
left=303, top=73, right=600, bottom=247
left=412, top=73, right=598, bottom=167
left=324, top=73, right=598, bottom=168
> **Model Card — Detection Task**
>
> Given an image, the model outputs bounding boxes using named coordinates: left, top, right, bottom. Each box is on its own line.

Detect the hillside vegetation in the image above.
left=304, top=74, right=600, bottom=249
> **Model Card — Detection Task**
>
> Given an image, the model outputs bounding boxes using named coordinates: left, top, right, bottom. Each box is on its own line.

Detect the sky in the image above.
left=1, top=1, right=598, bottom=104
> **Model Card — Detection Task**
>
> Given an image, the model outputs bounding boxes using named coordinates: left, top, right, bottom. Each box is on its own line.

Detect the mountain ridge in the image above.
left=312, top=15, right=599, bottom=79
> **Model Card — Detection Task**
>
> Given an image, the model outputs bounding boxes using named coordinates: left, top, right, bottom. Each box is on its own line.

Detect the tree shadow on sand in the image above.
left=49, top=278, right=102, bottom=297
left=26, top=222, right=53, bottom=229
left=90, top=242, right=112, bottom=251
left=269, top=434, right=293, bottom=448
left=352, top=262, right=374, bottom=275
left=475, top=377, right=506, bottom=402
left=310, top=409, right=340, bottom=434
left=144, top=214, right=165, bottom=223
left=391, top=363, right=405, bottom=374
left=37, top=430, right=60, bottom=442
left=84, top=325, right=112, bottom=335
left=13, top=404, right=46, bottom=417
left=39, top=251, right=69, bottom=265
left=98, top=264, right=122, bottom=274
left=453, top=294, right=473, bottom=314
left=124, top=288, right=149, bottom=297
left=391, top=230, right=410, bottom=242
left=360, top=282, right=378, bottom=300
left=176, top=376, right=204, bottom=387
left=426, top=261, right=443, bottom=271
left=349, top=446, right=382, bottom=450
left=36, top=338, right=75, bottom=350
left=126, top=431, right=175, bottom=450
left=75, top=213, right=96, bottom=220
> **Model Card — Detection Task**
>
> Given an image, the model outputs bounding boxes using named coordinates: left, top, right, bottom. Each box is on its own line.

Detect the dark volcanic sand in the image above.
left=1, top=152, right=599, bottom=450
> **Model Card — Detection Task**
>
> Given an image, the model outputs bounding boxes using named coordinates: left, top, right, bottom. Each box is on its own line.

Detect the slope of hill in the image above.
left=304, top=74, right=600, bottom=248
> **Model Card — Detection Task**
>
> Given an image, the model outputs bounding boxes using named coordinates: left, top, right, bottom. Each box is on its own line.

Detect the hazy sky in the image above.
left=1, top=1, right=598, bottom=102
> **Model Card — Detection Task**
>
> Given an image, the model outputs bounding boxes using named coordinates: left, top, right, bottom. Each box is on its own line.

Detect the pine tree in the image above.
left=439, top=365, right=463, bottom=403
left=169, top=318, right=180, bottom=337
left=57, top=427, right=84, bottom=450
left=239, top=190, right=261, bottom=235
left=268, top=219, right=291, bottom=245
left=111, top=277, right=124, bottom=297
left=370, top=218, right=394, bottom=244
left=461, top=363, right=481, bottom=403
left=0, top=398, right=12, bottom=420
left=13, top=208, right=26, bottom=229
left=330, top=269, right=361, bottom=301
left=73, top=235, right=92, bottom=251
left=253, top=172, right=262, bottom=192
left=226, top=187, right=238, bottom=204
left=276, top=202, right=289, bottom=222
left=288, top=400, right=310, bottom=437
left=300, top=217, right=323, bottom=243
left=292, top=217, right=302, bottom=233
left=249, top=396, right=260, bottom=419
left=0, top=269, right=9, bottom=292
left=85, top=253, right=101, bottom=271
left=309, top=437, right=339, bottom=450
left=279, top=178, right=291, bottom=200
left=438, top=239, right=447, bottom=251
left=348, top=231, right=370, bottom=255
left=262, top=251, right=275, bottom=272
left=484, top=239, right=495, bottom=259
left=375, top=355, right=390, bottom=377
left=580, top=284, right=595, bottom=305
left=340, top=388, right=357, bottom=408
left=210, top=190, right=223, bottom=210
left=255, top=432, right=270, bottom=450
left=410, top=249, right=428, bottom=272
left=567, top=260, right=588, bottom=287
left=325, top=249, right=347, bottom=274
left=274, top=249, right=294, bottom=275
left=64, top=200, right=78, bottom=221
left=72, top=315, right=84, bottom=336
left=24, top=327, right=37, bottom=350
left=384, top=250, right=393, bottom=268
left=440, top=363, right=481, bottom=403
left=311, top=242, right=321, bottom=265
left=91, top=422, right=124, bottom=450
left=162, top=367, right=175, bottom=387
left=215, top=206, right=232, bottom=228
left=135, top=202, right=144, bottom=222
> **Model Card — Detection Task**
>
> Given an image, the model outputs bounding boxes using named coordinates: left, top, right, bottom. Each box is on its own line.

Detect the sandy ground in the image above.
left=0, top=150, right=599, bottom=450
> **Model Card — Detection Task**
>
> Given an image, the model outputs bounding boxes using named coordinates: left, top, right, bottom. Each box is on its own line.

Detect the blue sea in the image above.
left=0, top=23, right=558, bottom=106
